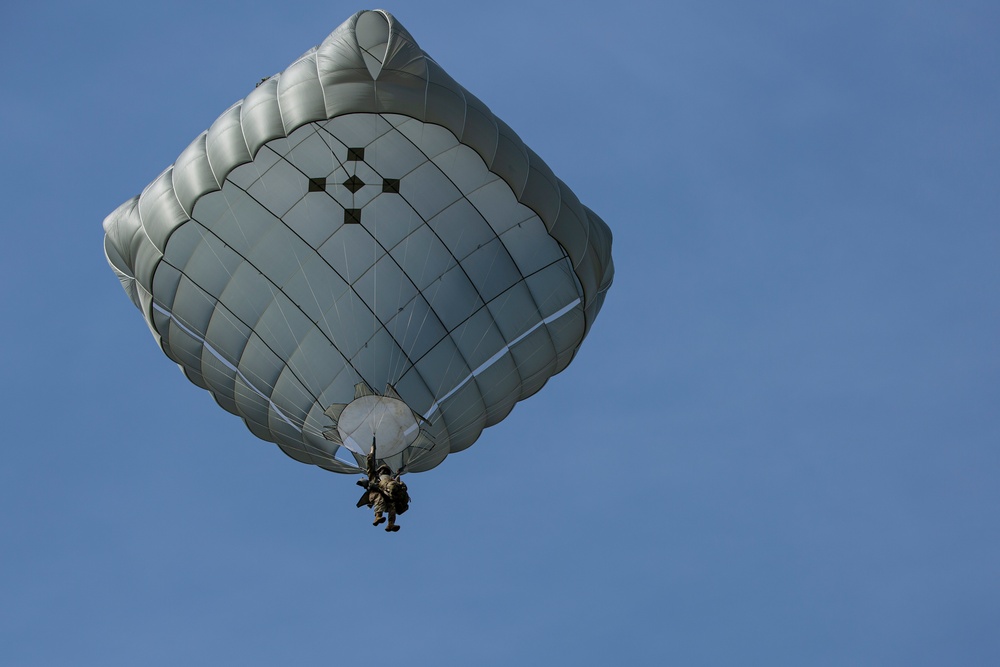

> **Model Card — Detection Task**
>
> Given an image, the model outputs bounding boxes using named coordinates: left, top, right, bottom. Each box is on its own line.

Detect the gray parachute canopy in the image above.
left=103, top=9, right=614, bottom=474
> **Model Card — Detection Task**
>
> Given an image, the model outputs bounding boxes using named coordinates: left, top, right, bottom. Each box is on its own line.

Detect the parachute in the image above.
left=103, top=10, right=614, bottom=475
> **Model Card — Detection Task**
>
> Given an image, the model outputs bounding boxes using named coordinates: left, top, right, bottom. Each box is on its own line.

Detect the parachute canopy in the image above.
left=103, top=9, right=614, bottom=474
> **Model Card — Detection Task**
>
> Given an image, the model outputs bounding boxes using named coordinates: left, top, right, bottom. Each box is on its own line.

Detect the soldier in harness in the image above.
left=356, top=440, right=410, bottom=532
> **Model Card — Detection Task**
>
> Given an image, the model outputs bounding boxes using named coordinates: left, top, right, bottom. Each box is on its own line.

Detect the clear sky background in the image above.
left=2, top=1, right=998, bottom=664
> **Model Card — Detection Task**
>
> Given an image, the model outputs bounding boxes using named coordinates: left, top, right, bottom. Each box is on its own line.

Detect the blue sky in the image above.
left=2, top=1, right=998, bottom=664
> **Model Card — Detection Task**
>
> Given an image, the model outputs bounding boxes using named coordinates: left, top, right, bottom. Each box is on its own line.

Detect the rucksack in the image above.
left=387, top=479, right=409, bottom=515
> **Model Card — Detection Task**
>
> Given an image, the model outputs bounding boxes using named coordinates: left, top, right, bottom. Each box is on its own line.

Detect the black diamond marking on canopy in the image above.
left=346, top=147, right=365, bottom=161
left=345, top=208, right=362, bottom=224
left=343, top=175, right=365, bottom=193
left=382, top=178, right=400, bottom=194
left=308, top=177, right=326, bottom=192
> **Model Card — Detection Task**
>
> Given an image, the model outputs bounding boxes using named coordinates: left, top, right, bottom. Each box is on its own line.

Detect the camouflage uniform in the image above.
left=356, top=445, right=408, bottom=532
